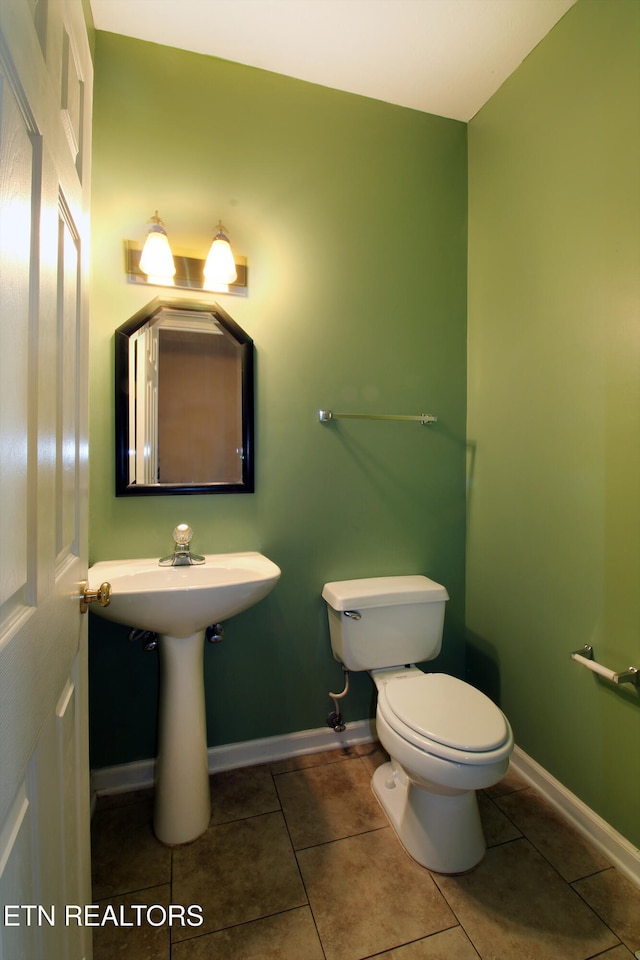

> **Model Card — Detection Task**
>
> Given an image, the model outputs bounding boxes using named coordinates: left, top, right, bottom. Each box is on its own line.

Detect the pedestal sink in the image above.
left=88, top=552, right=280, bottom=844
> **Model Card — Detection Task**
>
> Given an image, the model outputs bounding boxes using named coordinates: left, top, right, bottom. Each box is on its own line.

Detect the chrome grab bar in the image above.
left=319, top=409, right=437, bottom=426
left=570, top=645, right=639, bottom=686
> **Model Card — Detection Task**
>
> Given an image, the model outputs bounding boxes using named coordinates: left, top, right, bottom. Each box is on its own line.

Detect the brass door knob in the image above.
left=79, top=580, right=112, bottom=614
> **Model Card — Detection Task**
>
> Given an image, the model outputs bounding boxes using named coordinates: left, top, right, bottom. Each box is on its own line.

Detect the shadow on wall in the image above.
left=465, top=629, right=503, bottom=707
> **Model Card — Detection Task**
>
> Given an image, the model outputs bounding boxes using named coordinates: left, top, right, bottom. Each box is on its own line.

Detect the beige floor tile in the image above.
left=93, top=787, right=155, bottom=811
left=297, top=827, right=456, bottom=960
left=171, top=811, right=307, bottom=940
left=483, top=764, right=528, bottom=798
left=593, top=947, right=636, bottom=959
left=89, top=751, right=638, bottom=960
left=275, top=757, right=387, bottom=848
left=495, top=788, right=611, bottom=882
left=271, top=746, right=363, bottom=774
left=91, top=798, right=171, bottom=900
left=434, top=838, right=620, bottom=960
left=375, top=925, right=480, bottom=959
left=172, top=906, right=324, bottom=959
left=356, top=740, right=390, bottom=775
left=572, top=867, right=640, bottom=953
left=209, top=764, right=280, bottom=824
left=478, top=791, right=522, bottom=847
left=91, top=884, right=171, bottom=960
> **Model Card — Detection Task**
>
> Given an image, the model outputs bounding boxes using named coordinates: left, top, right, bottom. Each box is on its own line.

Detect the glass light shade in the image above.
left=203, top=228, right=237, bottom=293
left=139, top=223, right=176, bottom=284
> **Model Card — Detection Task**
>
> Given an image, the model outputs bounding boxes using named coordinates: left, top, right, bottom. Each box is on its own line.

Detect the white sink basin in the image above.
left=87, top=550, right=281, bottom=845
left=88, top=551, right=281, bottom=638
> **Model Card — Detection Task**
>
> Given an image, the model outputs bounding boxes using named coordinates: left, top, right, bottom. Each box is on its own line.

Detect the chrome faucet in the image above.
left=159, top=524, right=205, bottom=566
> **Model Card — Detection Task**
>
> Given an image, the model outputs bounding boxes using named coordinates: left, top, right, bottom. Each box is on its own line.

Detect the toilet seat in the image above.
left=377, top=672, right=513, bottom=766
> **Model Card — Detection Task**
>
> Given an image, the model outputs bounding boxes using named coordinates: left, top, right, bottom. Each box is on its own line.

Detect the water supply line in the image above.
left=327, top=669, right=349, bottom=732
left=128, top=628, right=158, bottom=651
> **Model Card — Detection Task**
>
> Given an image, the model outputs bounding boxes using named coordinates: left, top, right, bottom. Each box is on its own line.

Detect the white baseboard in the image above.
left=90, top=730, right=640, bottom=890
left=510, top=745, right=640, bottom=889
left=90, top=719, right=375, bottom=797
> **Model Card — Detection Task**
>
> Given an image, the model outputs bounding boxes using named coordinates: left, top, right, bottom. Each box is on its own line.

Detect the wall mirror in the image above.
left=115, top=297, right=254, bottom=496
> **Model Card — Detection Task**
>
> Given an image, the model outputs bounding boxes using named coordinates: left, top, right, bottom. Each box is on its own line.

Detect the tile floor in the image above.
left=91, top=743, right=640, bottom=960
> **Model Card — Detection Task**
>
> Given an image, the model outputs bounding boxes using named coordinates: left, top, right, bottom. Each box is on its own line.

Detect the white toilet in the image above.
left=322, top=575, right=514, bottom=874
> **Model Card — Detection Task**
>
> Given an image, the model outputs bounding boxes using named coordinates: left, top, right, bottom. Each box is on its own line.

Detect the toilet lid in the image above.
left=384, top=673, right=508, bottom=752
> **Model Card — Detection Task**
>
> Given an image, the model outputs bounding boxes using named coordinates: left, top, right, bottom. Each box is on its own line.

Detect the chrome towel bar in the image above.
left=570, top=645, right=639, bottom=685
left=319, top=409, right=437, bottom=426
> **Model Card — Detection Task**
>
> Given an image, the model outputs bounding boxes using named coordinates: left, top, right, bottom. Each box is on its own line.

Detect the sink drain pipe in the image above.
left=327, top=670, right=349, bottom=733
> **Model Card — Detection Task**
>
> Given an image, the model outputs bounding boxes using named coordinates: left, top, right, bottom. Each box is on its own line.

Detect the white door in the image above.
left=0, top=1, right=93, bottom=957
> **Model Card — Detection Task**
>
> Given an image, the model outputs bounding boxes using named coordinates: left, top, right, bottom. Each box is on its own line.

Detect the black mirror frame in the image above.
left=115, top=296, right=254, bottom=496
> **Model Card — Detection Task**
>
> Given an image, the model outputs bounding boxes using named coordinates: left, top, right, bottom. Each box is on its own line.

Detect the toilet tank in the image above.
left=322, top=575, right=449, bottom=672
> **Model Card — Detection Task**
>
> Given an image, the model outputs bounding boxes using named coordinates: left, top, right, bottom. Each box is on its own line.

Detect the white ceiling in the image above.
left=89, top=0, right=576, bottom=122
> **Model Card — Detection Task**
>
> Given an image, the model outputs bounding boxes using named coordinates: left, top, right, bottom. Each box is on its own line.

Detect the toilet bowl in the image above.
left=372, top=666, right=513, bottom=873
left=322, top=575, right=514, bottom=874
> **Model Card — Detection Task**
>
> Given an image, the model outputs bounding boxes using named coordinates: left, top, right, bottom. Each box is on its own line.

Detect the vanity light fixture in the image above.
left=203, top=221, right=237, bottom=293
left=127, top=215, right=247, bottom=294
left=139, top=211, right=176, bottom=285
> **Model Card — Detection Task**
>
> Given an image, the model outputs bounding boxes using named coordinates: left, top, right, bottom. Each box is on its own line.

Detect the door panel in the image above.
left=0, top=786, right=37, bottom=960
left=57, top=195, right=81, bottom=558
left=0, top=64, right=32, bottom=613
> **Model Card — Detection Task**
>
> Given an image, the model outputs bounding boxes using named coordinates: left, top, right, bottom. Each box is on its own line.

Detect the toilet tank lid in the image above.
left=322, top=575, right=449, bottom=610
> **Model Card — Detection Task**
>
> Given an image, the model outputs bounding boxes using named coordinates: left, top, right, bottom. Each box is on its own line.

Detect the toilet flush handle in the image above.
left=344, top=610, right=361, bottom=620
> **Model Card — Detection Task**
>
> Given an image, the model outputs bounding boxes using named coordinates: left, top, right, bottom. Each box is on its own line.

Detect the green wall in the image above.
left=89, top=1, right=640, bottom=854
left=467, top=0, right=640, bottom=846
left=89, top=34, right=468, bottom=767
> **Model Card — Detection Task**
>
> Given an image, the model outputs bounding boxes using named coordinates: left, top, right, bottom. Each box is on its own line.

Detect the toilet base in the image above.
left=372, top=761, right=486, bottom=874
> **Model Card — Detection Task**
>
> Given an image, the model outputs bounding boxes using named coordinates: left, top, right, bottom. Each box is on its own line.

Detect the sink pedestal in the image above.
left=154, top=631, right=210, bottom=844
left=87, top=552, right=281, bottom=844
